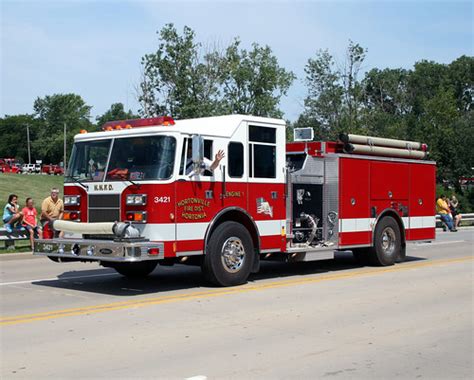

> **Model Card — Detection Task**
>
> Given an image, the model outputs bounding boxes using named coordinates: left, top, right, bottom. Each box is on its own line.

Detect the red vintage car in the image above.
left=41, top=164, right=64, bottom=175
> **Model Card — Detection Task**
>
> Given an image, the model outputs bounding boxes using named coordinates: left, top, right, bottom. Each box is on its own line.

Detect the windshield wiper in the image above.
left=122, top=176, right=141, bottom=188
left=65, top=175, right=89, bottom=190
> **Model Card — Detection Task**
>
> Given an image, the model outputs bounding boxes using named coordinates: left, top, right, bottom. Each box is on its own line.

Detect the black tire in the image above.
left=202, top=221, right=254, bottom=287
left=395, top=244, right=407, bottom=263
left=368, top=216, right=401, bottom=266
left=111, top=261, right=158, bottom=278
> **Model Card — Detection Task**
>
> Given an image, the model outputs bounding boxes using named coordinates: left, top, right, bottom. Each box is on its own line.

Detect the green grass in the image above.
left=0, top=240, right=32, bottom=253
left=0, top=173, right=64, bottom=215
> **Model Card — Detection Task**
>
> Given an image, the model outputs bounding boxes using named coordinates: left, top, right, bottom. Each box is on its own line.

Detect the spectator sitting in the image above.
left=436, top=194, right=457, bottom=232
left=2, top=194, right=23, bottom=233
left=41, top=188, right=64, bottom=237
left=449, top=195, right=462, bottom=229
left=22, top=197, right=43, bottom=249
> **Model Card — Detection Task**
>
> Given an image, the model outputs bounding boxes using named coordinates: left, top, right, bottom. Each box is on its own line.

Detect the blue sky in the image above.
left=1, top=0, right=472, bottom=121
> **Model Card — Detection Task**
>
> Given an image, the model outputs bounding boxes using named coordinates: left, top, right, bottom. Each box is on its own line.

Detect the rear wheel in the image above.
left=368, top=216, right=401, bottom=266
left=111, top=261, right=158, bottom=278
left=202, top=221, right=254, bottom=287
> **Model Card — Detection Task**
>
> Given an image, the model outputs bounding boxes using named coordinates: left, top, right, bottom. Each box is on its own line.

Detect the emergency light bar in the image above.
left=102, top=116, right=175, bottom=131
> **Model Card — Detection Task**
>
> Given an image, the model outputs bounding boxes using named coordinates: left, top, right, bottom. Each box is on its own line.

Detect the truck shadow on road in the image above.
left=32, top=251, right=425, bottom=296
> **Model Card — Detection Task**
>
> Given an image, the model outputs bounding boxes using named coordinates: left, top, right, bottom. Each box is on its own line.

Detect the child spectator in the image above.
left=449, top=195, right=462, bottom=229
left=2, top=194, right=22, bottom=233
left=22, top=198, right=43, bottom=249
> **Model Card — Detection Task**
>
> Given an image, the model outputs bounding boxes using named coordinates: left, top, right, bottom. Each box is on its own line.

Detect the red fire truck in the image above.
left=0, top=158, right=21, bottom=174
left=33, top=115, right=435, bottom=286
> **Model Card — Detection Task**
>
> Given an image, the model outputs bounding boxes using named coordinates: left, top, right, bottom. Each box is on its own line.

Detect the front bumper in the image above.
left=33, top=238, right=164, bottom=262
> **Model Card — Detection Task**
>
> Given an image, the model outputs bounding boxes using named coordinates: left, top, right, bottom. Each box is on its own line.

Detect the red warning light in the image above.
left=102, top=117, right=175, bottom=131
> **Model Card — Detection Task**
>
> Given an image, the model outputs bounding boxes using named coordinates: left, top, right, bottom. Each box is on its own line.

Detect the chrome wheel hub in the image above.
left=221, top=237, right=245, bottom=273
left=381, top=227, right=396, bottom=255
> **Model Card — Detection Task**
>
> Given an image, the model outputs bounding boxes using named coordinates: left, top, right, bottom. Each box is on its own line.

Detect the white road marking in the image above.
left=0, top=273, right=117, bottom=286
left=185, top=376, right=207, bottom=380
left=415, top=240, right=465, bottom=246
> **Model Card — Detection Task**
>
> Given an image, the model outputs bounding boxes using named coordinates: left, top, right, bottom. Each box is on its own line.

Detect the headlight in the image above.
left=126, top=194, right=147, bottom=205
left=63, top=211, right=81, bottom=221
left=126, top=211, right=147, bottom=223
left=64, top=195, right=81, bottom=206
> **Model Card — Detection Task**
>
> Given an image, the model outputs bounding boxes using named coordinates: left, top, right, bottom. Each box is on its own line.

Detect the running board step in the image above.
left=286, top=248, right=334, bottom=262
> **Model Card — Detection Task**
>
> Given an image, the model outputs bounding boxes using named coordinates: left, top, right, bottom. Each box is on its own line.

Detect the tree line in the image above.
left=1, top=24, right=472, bottom=202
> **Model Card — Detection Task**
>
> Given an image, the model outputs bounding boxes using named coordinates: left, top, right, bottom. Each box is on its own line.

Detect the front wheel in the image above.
left=368, top=216, right=401, bottom=266
left=202, top=221, right=254, bottom=287
left=110, top=261, right=158, bottom=278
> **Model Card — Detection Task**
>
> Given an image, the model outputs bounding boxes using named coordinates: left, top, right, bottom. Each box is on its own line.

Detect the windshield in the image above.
left=66, top=136, right=176, bottom=183
left=106, top=136, right=176, bottom=181
left=66, top=139, right=111, bottom=182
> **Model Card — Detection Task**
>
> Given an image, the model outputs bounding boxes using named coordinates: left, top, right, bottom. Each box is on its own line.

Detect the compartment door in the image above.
left=407, top=164, right=436, bottom=240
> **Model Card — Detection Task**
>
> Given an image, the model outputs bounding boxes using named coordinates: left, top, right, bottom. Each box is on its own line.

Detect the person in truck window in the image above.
left=436, top=194, right=457, bottom=232
left=90, top=163, right=105, bottom=181
left=41, top=188, right=64, bottom=237
left=107, top=158, right=130, bottom=179
left=22, top=198, right=42, bottom=249
left=185, top=143, right=225, bottom=176
left=2, top=194, right=23, bottom=233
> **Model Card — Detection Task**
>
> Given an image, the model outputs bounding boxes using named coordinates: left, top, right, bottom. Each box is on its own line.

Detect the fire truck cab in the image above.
left=33, top=115, right=436, bottom=286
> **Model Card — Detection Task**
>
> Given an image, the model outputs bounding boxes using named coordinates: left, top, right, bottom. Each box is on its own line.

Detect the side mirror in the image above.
left=192, top=135, right=204, bottom=165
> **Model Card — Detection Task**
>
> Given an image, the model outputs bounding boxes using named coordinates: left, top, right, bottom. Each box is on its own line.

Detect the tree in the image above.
left=296, top=41, right=367, bottom=139
left=32, top=93, right=93, bottom=163
left=297, top=46, right=473, bottom=193
left=0, top=114, right=39, bottom=163
left=138, top=24, right=295, bottom=119
left=405, top=58, right=474, bottom=185
left=298, top=49, right=343, bottom=138
left=220, top=39, right=295, bottom=117
left=342, top=41, right=367, bottom=129
left=360, top=68, right=411, bottom=138
left=138, top=24, right=223, bottom=118
left=446, top=55, right=474, bottom=113
left=96, top=103, right=137, bottom=127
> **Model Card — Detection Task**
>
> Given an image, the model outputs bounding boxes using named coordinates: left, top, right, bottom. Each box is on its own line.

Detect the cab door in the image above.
left=174, top=137, right=223, bottom=255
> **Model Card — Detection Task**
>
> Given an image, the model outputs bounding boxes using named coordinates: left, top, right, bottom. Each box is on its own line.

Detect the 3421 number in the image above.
left=154, top=196, right=171, bottom=203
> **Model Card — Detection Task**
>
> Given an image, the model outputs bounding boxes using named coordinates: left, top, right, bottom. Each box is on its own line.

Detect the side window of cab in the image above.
left=248, top=125, right=276, bottom=178
left=179, top=138, right=214, bottom=177
left=228, top=142, right=244, bottom=178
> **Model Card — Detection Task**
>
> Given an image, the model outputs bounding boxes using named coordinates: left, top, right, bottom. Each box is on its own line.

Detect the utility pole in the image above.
left=26, top=124, right=31, bottom=164
left=64, top=122, right=67, bottom=169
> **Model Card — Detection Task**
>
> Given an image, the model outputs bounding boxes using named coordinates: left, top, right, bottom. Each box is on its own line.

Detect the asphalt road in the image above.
left=1, top=229, right=473, bottom=379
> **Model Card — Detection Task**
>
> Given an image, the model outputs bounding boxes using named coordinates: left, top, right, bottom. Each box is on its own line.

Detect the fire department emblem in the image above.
left=256, top=197, right=273, bottom=217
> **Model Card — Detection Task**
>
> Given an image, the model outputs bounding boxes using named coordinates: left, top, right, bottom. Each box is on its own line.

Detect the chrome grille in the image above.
left=88, top=194, right=120, bottom=222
